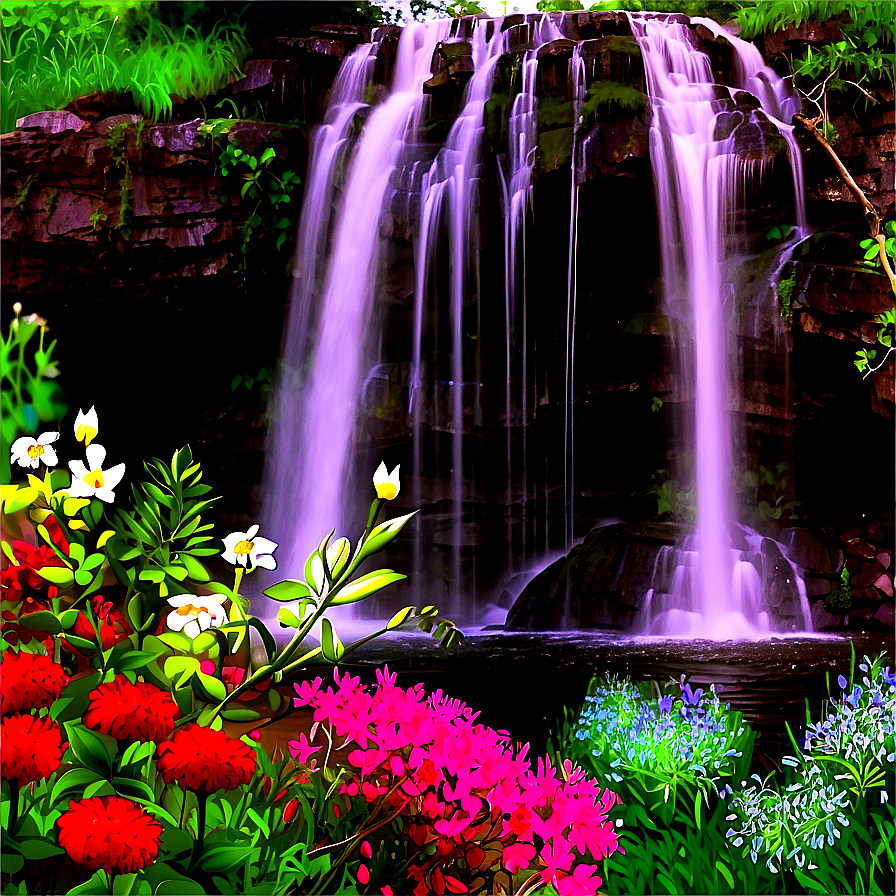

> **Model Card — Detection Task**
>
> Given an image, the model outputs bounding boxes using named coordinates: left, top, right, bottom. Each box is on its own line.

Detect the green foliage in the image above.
left=735, top=2, right=895, bottom=102
left=580, top=80, right=647, bottom=123
left=744, top=461, right=800, bottom=525
left=859, top=220, right=896, bottom=271
left=825, top=565, right=852, bottom=614
left=107, top=447, right=221, bottom=632
left=552, top=675, right=768, bottom=895
left=777, top=274, right=795, bottom=321
left=231, top=365, right=273, bottom=395
left=590, top=1, right=745, bottom=24
left=726, top=653, right=895, bottom=894
left=538, top=1, right=585, bottom=11
left=12, top=174, right=36, bottom=210
left=206, top=133, right=301, bottom=274
left=855, top=307, right=895, bottom=378
left=0, top=0, right=250, bottom=134
left=640, top=469, right=695, bottom=523
left=0, top=307, right=66, bottom=485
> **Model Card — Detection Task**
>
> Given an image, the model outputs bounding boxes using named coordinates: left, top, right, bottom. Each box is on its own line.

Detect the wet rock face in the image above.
left=507, top=514, right=895, bottom=634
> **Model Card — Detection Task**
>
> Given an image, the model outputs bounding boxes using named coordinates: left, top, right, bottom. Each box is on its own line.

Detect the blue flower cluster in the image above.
left=724, top=656, right=896, bottom=874
left=574, top=676, right=746, bottom=792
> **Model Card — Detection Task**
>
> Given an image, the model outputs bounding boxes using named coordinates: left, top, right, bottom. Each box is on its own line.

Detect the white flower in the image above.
left=373, top=462, right=401, bottom=501
left=10, top=431, right=59, bottom=469
left=73, top=406, right=99, bottom=446
left=165, top=594, right=227, bottom=640
left=222, top=524, right=278, bottom=570
left=67, top=443, right=125, bottom=503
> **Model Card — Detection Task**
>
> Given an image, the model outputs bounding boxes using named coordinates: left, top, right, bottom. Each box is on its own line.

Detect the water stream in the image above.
left=629, top=13, right=809, bottom=637
left=261, top=12, right=816, bottom=637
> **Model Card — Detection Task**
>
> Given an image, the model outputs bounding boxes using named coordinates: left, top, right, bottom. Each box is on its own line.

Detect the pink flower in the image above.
left=502, top=840, right=536, bottom=875
left=287, top=732, right=322, bottom=765
left=357, top=863, right=369, bottom=885
left=555, top=864, right=603, bottom=895
left=293, top=676, right=323, bottom=707
left=539, top=838, right=575, bottom=881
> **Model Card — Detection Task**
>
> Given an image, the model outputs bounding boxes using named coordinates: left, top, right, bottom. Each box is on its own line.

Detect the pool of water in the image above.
left=336, top=627, right=893, bottom=768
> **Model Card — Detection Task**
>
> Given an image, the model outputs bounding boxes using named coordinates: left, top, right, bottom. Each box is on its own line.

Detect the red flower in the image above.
left=57, top=795, right=161, bottom=875
left=83, top=676, right=181, bottom=742
left=67, top=607, right=131, bottom=652
left=1, top=650, right=69, bottom=715
left=2, top=539, right=67, bottom=597
left=155, top=723, right=256, bottom=793
left=1, top=714, right=67, bottom=785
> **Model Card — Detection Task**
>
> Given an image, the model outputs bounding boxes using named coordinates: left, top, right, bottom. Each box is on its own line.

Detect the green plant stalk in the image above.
left=209, top=497, right=390, bottom=719
left=190, top=788, right=209, bottom=870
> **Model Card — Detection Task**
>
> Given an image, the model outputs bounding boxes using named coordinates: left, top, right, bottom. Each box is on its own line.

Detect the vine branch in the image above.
left=794, top=113, right=895, bottom=293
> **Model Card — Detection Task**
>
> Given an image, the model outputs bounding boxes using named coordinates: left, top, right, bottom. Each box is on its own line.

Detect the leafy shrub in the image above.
left=725, top=654, right=895, bottom=894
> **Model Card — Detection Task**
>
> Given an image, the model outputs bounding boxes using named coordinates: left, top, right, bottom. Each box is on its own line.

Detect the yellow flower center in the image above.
left=375, top=483, right=397, bottom=501
left=234, top=539, right=254, bottom=556
left=176, top=603, right=211, bottom=617
left=85, top=468, right=104, bottom=489
left=27, top=444, right=45, bottom=459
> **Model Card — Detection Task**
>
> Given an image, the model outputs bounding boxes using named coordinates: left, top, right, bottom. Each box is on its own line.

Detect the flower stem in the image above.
left=190, top=789, right=208, bottom=869
left=7, top=780, right=20, bottom=835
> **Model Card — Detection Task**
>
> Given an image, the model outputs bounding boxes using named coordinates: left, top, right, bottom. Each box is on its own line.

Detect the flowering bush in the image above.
left=725, top=654, right=895, bottom=894
left=554, top=675, right=772, bottom=895
left=291, top=666, right=622, bottom=895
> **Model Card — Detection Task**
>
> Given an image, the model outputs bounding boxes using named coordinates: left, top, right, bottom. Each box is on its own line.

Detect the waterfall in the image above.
left=263, top=21, right=451, bottom=582
left=629, top=13, right=810, bottom=637
left=412, top=18, right=507, bottom=617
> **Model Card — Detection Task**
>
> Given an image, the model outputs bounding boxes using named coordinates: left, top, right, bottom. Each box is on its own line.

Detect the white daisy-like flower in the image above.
left=222, top=524, right=278, bottom=570
left=10, top=431, right=60, bottom=469
left=73, top=406, right=99, bottom=446
left=373, top=461, right=401, bottom=501
left=67, top=443, right=125, bottom=503
left=165, top=594, right=227, bottom=640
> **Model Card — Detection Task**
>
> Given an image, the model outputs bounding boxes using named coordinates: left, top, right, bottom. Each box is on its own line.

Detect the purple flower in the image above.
left=658, top=695, right=673, bottom=715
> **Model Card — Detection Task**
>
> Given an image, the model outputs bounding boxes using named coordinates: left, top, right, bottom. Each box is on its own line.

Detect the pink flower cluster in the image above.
left=291, top=667, right=622, bottom=895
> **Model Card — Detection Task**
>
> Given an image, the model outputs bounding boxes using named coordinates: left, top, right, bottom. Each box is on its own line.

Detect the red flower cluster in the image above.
left=198, top=661, right=272, bottom=701
left=156, top=723, right=257, bottom=793
left=83, top=675, right=181, bottom=742
left=1, top=519, right=69, bottom=603
left=1, top=713, right=67, bottom=785
left=1, top=650, right=70, bottom=715
left=293, top=668, right=622, bottom=896
left=57, top=795, right=162, bottom=875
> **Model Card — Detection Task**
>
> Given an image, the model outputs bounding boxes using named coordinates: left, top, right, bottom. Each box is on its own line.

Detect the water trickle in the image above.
left=629, top=13, right=811, bottom=637
left=263, top=21, right=451, bottom=581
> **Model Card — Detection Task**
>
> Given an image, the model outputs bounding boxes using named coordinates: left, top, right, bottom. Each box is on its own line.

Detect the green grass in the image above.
left=1, top=1, right=251, bottom=133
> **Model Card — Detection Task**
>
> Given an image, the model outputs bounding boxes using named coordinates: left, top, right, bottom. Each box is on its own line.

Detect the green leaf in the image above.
left=66, top=870, right=112, bottom=895
left=262, top=579, right=313, bottom=602
left=199, top=844, right=258, bottom=874
left=37, top=566, right=75, bottom=586
left=111, top=777, right=155, bottom=802
left=178, top=553, right=210, bottom=582
left=19, top=610, right=63, bottom=634
left=164, top=656, right=201, bottom=687
left=387, top=606, right=416, bottom=630
left=63, top=722, right=115, bottom=777
left=191, top=671, right=227, bottom=702
left=4, top=485, right=39, bottom=513
left=221, top=707, right=261, bottom=722
left=51, top=767, right=103, bottom=804
left=277, top=607, right=301, bottom=628
left=110, top=650, right=161, bottom=672
left=154, top=881, right=206, bottom=896
left=320, top=617, right=344, bottom=663
left=329, top=570, right=405, bottom=606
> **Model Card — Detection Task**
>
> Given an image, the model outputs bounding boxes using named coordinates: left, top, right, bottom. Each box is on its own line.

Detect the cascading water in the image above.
left=411, top=17, right=507, bottom=617
left=261, top=10, right=818, bottom=636
left=629, top=13, right=811, bottom=637
left=263, top=20, right=451, bottom=582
